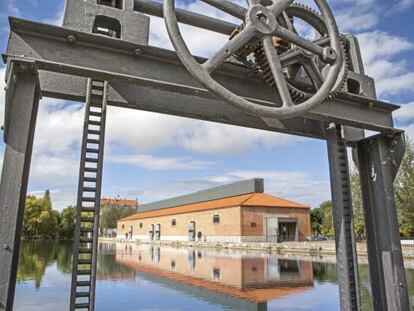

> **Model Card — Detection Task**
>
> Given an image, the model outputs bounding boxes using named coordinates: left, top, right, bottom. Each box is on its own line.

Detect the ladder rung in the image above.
left=88, top=120, right=101, bottom=126
left=79, top=247, right=93, bottom=253
left=80, top=227, right=94, bottom=233
left=89, top=111, right=102, bottom=117
left=83, top=187, right=97, bottom=192
left=85, top=157, right=99, bottom=163
left=81, top=217, right=95, bottom=223
left=84, top=167, right=98, bottom=173
left=81, top=207, right=96, bottom=213
left=79, top=238, right=93, bottom=244
left=82, top=197, right=96, bottom=202
left=87, top=129, right=101, bottom=135
left=78, top=258, right=92, bottom=264
left=84, top=177, right=97, bottom=182
left=86, top=148, right=99, bottom=153
left=77, top=270, right=91, bottom=275
left=86, top=138, right=100, bottom=144
left=76, top=292, right=90, bottom=298
left=76, top=281, right=91, bottom=287
left=75, top=303, right=89, bottom=309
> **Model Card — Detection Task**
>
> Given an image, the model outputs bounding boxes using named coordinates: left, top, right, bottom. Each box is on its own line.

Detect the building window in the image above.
left=252, top=266, right=257, bottom=272
left=122, top=224, right=125, bottom=229
left=212, top=267, right=220, bottom=279
left=172, top=219, right=176, bottom=226
left=97, top=0, right=123, bottom=9
left=213, top=214, right=220, bottom=224
left=139, top=222, right=143, bottom=228
left=250, top=222, right=256, bottom=228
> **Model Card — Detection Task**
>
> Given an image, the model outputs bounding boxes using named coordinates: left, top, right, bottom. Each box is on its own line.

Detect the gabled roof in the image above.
left=119, top=192, right=308, bottom=222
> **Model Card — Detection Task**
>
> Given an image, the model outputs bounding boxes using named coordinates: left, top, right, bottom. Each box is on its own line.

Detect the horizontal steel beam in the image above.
left=37, top=71, right=327, bottom=139
left=4, top=18, right=398, bottom=136
left=134, top=0, right=237, bottom=35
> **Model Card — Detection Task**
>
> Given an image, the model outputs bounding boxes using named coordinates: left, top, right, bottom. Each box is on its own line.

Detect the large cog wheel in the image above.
left=163, top=0, right=343, bottom=119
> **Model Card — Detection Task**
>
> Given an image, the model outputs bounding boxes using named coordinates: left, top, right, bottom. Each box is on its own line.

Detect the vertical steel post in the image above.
left=356, top=133, right=410, bottom=311
left=0, top=61, right=40, bottom=311
left=326, top=124, right=360, bottom=311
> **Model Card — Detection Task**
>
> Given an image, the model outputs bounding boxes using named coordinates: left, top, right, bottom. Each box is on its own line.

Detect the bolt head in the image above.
left=322, top=47, right=337, bottom=64
left=67, top=35, right=77, bottom=43
left=134, top=48, right=143, bottom=56
left=3, top=244, right=8, bottom=250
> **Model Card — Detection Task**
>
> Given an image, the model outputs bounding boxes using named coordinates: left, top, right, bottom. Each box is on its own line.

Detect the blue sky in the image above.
left=0, top=0, right=413, bottom=210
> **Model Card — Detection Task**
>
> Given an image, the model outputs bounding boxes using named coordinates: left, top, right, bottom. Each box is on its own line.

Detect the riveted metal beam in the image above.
left=0, top=60, right=40, bottom=311
left=4, top=18, right=398, bottom=135
left=356, top=133, right=410, bottom=311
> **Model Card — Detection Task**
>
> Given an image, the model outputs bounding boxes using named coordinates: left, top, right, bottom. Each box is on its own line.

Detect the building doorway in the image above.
left=278, top=219, right=298, bottom=242
left=149, top=224, right=155, bottom=240
left=155, top=224, right=161, bottom=240
left=188, top=221, right=196, bottom=241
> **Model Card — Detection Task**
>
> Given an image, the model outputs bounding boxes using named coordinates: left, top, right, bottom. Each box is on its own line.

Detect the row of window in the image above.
left=122, top=217, right=259, bottom=230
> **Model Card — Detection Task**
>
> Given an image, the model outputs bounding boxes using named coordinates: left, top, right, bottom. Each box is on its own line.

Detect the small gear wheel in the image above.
left=251, top=3, right=349, bottom=104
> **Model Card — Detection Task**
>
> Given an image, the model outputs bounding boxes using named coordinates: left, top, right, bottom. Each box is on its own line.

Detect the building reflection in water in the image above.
left=114, top=243, right=314, bottom=311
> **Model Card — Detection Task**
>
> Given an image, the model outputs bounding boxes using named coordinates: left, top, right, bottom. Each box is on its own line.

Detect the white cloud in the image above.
left=107, top=153, right=212, bottom=170
left=106, top=107, right=185, bottom=152
left=179, top=121, right=296, bottom=155
left=125, top=170, right=330, bottom=208
left=394, top=102, right=414, bottom=122
left=356, top=31, right=414, bottom=96
left=336, top=11, right=378, bottom=32
left=392, top=0, right=414, bottom=12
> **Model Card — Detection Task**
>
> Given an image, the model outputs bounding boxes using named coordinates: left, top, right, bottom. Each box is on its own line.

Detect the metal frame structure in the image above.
left=0, top=0, right=410, bottom=310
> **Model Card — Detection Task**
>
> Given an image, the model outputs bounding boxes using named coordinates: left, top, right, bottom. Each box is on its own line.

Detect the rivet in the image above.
left=134, top=48, right=143, bottom=56
left=366, top=102, right=374, bottom=108
left=3, top=244, right=8, bottom=250
left=67, top=35, right=77, bottom=43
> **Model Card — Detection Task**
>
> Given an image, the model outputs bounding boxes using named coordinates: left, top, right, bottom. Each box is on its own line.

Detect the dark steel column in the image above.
left=356, top=133, right=410, bottom=311
left=0, top=61, right=40, bottom=311
left=326, top=124, right=360, bottom=311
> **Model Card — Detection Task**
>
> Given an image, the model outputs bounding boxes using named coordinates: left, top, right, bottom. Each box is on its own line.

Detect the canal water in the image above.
left=14, top=241, right=414, bottom=310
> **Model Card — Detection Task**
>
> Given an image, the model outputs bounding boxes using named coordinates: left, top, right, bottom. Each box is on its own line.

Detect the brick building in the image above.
left=117, top=179, right=310, bottom=243
left=100, top=197, right=138, bottom=209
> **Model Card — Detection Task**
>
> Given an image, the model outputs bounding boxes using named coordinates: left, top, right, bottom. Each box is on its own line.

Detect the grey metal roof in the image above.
left=139, top=178, right=264, bottom=212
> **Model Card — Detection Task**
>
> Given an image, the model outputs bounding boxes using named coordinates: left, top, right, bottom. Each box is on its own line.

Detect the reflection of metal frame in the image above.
left=0, top=1, right=410, bottom=311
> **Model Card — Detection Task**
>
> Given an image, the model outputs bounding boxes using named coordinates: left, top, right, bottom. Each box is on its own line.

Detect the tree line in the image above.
left=22, top=191, right=136, bottom=239
left=311, top=137, right=414, bottom=238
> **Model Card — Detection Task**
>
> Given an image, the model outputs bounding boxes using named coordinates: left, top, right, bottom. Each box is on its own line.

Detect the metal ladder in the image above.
left=70, top=79, right=108, bottom=311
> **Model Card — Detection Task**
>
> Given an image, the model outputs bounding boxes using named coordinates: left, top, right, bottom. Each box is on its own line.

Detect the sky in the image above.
left=0, top=0, right=413, bottom=210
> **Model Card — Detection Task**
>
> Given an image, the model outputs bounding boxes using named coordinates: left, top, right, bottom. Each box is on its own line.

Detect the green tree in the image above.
left=99, top=205, right=136, bottom=230
left=350, top=169, right=365, bottom=238
left=310, top=201, right=334, bottom=236
left=395, top=137, right=414, bottom=237
left=23, top=191, right=59, bottom=239
left=59, top=206, right=76, bottom=239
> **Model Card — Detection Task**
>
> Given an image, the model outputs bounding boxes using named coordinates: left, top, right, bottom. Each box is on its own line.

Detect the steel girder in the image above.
left=356, top=133, right=410, bottom=311
left=0, top=60, right=40, bottom=311
left=4, top=18, right=398, bottom=139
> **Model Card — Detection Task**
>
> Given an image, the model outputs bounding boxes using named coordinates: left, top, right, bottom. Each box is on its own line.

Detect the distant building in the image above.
left=100, top=197, right=138, bottom=210
left=100, top=197, right=138, bottom=237
left=117, top=179, right=310, bottom=243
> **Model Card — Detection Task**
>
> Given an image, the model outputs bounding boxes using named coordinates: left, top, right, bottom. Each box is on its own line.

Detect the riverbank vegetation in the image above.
left=22, top=191, right=135, bottom=239
left=311, top=137, right=414, bottom=238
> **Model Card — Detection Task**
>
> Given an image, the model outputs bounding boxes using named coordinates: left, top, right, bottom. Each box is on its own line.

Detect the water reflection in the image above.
left=14, top=241, right=414, bottom=311
left=17, top=241, right=72, bottom=288
left=115, top=243, right=314, bottom=310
